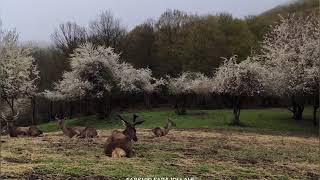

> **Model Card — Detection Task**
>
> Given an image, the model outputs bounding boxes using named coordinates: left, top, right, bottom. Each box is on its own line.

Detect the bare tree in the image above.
left=51, top=22, right=87, bottom=56
left=88, top=11, right=126, bottom=50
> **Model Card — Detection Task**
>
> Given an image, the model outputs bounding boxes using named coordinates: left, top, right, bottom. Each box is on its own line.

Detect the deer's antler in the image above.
left=117, top=114, right=125, bottom=121
left=13, top=111, right=19, bottom=121
left=0, top=113, right=7, bottom=121
left=55, top=114, right=59, bottom=120
left=117, top=114, right=129, bottom=125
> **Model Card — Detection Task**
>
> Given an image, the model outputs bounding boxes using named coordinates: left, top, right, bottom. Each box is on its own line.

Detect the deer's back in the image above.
left=73, top=126, right=86, bottom=134
left=62, top=126, right=77, bottom=138
left=78, top=127, right=98, bottom=138
left=28, top=126, right=43, bottom=137
left=15, top=127, right=30, bottom=136
left=152, top=127, right=165, bottom=137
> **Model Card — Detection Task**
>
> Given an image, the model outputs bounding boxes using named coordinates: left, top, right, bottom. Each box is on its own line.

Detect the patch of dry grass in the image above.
left=1, top=129, right=319, bottom=179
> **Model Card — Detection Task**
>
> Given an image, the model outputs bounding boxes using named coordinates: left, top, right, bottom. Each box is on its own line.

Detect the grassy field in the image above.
left=1, top=108, right=319, bottom=179
left=1, top=129, right=319, bottom=179
left=39, top=108, right=318, bottom=135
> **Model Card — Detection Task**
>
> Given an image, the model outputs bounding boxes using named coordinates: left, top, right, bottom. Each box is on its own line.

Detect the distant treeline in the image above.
left=3, top=0, right=318, bottom=125
left=35, top=0, right=319, bottom=91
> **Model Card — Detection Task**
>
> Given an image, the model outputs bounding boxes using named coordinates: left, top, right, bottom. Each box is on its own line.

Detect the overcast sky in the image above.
left=0, top=0, right=292, bottom=43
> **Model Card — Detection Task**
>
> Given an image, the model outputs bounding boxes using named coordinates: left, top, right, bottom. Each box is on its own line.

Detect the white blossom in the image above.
left=0, top=30, right=39, bottom=113
left=259, top=14, right=319, bottom=97
left=213, top=56, right=267, bottom=97
left=117, top=64, right=165, bottom=93
left=167, top=72, right=213, bottom=95
left=45, top=42, right=162, bottom=101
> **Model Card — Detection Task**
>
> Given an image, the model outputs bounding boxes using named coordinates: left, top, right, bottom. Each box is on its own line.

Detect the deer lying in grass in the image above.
left=1, top=112, right=43, bottom=137
left=152, top=119, right=176, bottom=137
left=56, top=115, right=98, bottom=138
left=104, top=114, right=144, bottom=158
left=56, top=116, right=78, bottom=138
left=77, top=127, right=99, bottom=138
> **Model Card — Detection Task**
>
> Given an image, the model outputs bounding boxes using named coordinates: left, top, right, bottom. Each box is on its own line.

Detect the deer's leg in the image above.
left=126, top=149, right=135, bottom=158
left=104, top=143, right=114, bottom=156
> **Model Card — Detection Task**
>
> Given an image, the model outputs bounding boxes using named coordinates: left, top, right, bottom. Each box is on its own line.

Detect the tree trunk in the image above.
left=295, top=104, right=304, bottom=121
left=59, top=101, right=64, bottom=118
left=78, top=98, right=82, bottom=116
left=31, top=97, right=36, bottom=125
left=105, top=94, right=112, bottom=120
left=289, top=96, right=304, bottom=121
left=69, top=102, right=73, bottom=119
left=313, top=95, right=319, bottom=126
left=175, top=95, right=186, bottom=115
left=96, top=97, right=105, bottom=119
left=49, top=101, right=53, bottom=121
left=144, top=92, right=151, bottom=109
left=232, top=96, right=241, bottom=125
left=84, top=98, right=90, bottom=115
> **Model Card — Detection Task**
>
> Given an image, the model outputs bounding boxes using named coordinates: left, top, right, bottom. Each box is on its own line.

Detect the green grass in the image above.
left=2, top=127, right=319, bottom=179
left=39, top=107, right=318, bottom=135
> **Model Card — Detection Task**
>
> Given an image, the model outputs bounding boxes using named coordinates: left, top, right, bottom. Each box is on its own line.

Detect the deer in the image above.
left=56, top=115, right=78, bottom=138
left=152, top=119, right=176, bottom=137
left=1, top=112, right=43, bottom=137
left=56, top=115, right=98, bottom=138
left=77, top=127, right=99, bottom=138
left=104, top=114, right=144, bottom=158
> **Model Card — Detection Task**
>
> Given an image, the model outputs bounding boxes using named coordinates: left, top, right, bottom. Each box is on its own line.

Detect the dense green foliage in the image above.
left=39, top=108, right=318, bottom=135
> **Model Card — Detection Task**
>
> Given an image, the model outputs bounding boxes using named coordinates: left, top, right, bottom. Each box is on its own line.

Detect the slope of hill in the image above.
left=246, top=0, right=319, bottom=41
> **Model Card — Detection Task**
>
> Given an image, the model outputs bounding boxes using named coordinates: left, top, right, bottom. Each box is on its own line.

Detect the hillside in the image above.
left=246, top=0, right=319, bottom=41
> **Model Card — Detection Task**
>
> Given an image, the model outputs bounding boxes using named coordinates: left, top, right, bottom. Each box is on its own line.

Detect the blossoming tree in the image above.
left=259, top=14, right=319, bottom=121
left=0, top=30, right=39, bottom=120
left=167, top=72, right=213, bottom=115
left=117, top=65, right=165, bottom=108
left=214, top=56, right=267, bottom=125
left=44, top=42, right=163, bottom=118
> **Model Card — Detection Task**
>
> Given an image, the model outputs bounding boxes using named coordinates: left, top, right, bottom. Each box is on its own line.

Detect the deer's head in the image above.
left=55, top=114, right=66, bottom=129
left=118, top=114, right=144, bottom=142
left=1, top=112, right=19, bottom=129
left=166, top=119, right=176, bottom=129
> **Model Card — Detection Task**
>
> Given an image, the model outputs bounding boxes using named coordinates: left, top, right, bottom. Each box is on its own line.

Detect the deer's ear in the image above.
left=134, top=120, right=144, bottom=126
left=133, top=114, right=139, bottom=122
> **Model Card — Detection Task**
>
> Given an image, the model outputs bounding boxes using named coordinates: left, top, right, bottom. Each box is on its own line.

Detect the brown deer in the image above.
left=104, top=114, right=144, bottom=158
left=56, top=116, right=77, bottom=138
left=152, top=119, right=176, bottom=137
left=56, top=115, right=98, bottom=138
left=77, top=127, right=99, bottom=138
left=1, top=112, right=43, bottom=137
left=28, top=125, right=43, bottom=137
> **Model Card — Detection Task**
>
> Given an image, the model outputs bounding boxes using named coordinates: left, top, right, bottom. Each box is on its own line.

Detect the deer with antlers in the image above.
left=152, top=119, right=176, bottom=137
left=56, top=115, right=98, bottom=138
left=1, top=112, right=43, bottom=137
left=104, top=114, right=144, bottom=158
